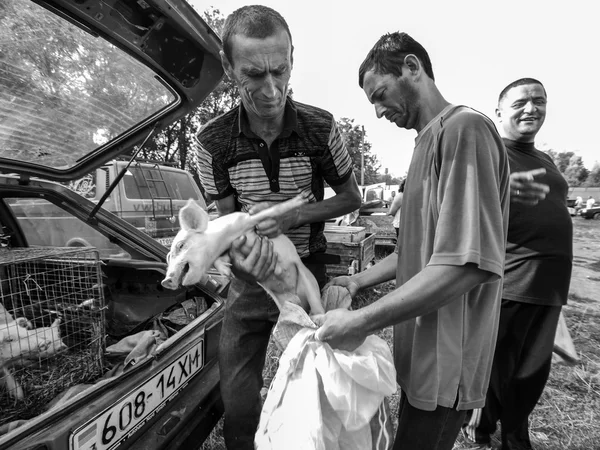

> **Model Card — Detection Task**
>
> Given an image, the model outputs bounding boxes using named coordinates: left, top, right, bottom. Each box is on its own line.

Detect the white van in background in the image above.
left=69, top=159, right=207, bottom=245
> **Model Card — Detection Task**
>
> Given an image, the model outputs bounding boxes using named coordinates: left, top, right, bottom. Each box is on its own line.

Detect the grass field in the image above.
left=201, top=215, right=600, bottom=450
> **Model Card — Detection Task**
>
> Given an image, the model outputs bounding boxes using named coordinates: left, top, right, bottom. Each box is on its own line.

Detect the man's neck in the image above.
left=415, top=84, right=451, bottom=133
left=246, top=110, right=285, bottom=147
left=500, top=132, right=536, bottom=144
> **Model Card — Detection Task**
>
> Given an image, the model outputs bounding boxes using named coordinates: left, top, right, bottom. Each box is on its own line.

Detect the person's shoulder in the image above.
left=440, top=106, right=500, bottom=144
left=443, top=106, right=495, bottom=130
left=533, top=148, right=556, bottom=164
left=293, top=99, right=335, bottom=124
left=197, top=107, right=238, bottom=143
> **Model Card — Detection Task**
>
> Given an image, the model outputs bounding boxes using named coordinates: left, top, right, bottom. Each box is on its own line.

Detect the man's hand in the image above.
left=248, top=202, right=300, bottom=238
left=510, top=168, right=549, bottom=205
left=229, top=234, right=277, bottom=282
left=312, top=308, right=367, bottom=352
left=322, top=276, right=361, bottom=299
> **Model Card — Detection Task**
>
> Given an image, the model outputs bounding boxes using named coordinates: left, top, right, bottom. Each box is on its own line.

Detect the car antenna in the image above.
left=87, top=122, right=159, bottom=223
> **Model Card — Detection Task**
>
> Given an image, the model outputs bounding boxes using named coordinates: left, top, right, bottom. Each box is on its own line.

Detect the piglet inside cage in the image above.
left=0, top=247, right=105, bottom=425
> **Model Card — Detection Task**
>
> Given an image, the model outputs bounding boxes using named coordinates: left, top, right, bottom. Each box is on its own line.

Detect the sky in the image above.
left=192, top=0, right=599, bottom=178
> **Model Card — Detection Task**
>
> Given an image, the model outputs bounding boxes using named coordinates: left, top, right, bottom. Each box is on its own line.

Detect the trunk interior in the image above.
left=0, top=196, right=224, bottom=433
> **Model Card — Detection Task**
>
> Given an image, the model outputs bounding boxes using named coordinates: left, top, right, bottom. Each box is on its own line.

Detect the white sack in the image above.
left=256, top=302, right=396, bottom=450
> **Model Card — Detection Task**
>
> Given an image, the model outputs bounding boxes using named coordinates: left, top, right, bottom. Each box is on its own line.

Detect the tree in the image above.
left=336, top=117, right=381, bottom=185
left=563, top=155, right=589, bottom=186
left=144, top=8, right=240, bottom=170
left=545, top=149, right=578, bottom=175
left=584, top=162, right=600, bottom=187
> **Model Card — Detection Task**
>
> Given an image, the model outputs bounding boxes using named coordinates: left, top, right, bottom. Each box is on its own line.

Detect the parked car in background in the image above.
left=69, top=160, right=207, bottom=246
left=580, top=204, right=600, bottom=220
left=0, top=0, right=227, bottom=448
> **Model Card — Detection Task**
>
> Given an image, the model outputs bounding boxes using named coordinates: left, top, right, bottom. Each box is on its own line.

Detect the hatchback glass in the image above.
left=0, top=0, right=176, bottom=170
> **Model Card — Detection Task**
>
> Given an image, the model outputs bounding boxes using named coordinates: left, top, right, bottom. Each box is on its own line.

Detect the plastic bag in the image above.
left=553, top=310, right=580, bottom=365
left=256, top=300, right=397, bottom=450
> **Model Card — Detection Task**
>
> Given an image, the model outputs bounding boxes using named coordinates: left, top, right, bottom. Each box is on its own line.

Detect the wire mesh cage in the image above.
left=0, top=247, right=106, bottom=426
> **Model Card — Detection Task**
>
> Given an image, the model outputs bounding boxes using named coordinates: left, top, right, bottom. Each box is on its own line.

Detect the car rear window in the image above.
left=124, top=167, right=200, bottom=200
left=0, top=0, right=176, bottom=170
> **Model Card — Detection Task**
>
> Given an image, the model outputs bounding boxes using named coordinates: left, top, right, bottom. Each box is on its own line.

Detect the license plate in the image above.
left=70, top=340, right=204, bottom=450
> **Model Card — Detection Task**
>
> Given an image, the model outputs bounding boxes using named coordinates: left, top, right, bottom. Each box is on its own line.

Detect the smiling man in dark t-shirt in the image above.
left=461, top=78, right=573, bottom=450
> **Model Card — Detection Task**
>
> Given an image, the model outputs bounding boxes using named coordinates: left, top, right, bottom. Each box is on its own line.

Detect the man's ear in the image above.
left=220, top=50, right=234, bottom=80
left=404, top=54, right=420, bottom=76
left=290, top=45, right=294, bottom=68
left=495, top=107, right=502, bottom=121
left=180, top=199, right=209, bottom=232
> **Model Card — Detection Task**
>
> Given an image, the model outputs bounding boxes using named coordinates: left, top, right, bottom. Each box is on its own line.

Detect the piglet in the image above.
left=161, top=195, right=324, bottom=315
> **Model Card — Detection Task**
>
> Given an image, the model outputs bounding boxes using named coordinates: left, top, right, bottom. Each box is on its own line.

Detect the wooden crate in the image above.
left=324, top=225, right=366, bottom=243
left=325, top=232, right=376, bottom=276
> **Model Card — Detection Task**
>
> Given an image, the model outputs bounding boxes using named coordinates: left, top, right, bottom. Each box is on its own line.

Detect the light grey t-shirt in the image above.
left=394, top=105, right=509, bottom=411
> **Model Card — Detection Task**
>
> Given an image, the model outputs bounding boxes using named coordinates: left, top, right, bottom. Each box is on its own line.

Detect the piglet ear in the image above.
left=180, top=199, right=209, bottom=232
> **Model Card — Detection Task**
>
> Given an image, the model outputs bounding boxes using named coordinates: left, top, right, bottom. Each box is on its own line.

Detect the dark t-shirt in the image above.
left=503, top=138, right=573, bottom=306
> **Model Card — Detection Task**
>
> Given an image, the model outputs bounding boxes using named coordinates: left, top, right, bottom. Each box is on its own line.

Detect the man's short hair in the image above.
left=221, top=5, right=293, bottom=65
left=358, top=32, right=435, bottom=88
left=498, top=78, right=547, bottom=106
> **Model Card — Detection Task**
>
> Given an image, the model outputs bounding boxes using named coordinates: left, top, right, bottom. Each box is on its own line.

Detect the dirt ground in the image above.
left=533, top=217, right=600, bottom=450
left=568, top=217, right=600, bottom=301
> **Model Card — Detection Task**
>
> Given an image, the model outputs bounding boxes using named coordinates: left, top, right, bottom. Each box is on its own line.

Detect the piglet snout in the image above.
left=161, top=276, right=178, bottom=290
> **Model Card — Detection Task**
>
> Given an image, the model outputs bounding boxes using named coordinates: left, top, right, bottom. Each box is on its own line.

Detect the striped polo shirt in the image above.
left=192, top=97, right=354, bottom=258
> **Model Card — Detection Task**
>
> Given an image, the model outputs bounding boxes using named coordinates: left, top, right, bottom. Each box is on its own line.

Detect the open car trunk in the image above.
left=0, top=0, right=226, bottom=444
left=0, top=177, right=226, bottom=449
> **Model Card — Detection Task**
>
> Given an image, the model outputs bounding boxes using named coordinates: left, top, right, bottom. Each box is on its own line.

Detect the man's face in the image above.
left=496, top=83, right=547, bottom=142
left=362, top=69, right=420, bottom=131
left=224, top=29, right=292, bottom=121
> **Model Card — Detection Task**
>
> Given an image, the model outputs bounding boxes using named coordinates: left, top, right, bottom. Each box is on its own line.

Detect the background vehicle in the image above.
left=580, top=204, right=600, bottom=220
left=69, top=160, right=207, bottom=245
left=0, top=0, right=226, bottom=448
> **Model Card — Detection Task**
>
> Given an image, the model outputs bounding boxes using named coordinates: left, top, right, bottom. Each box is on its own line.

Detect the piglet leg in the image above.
left=244, top=194, right=308, bottom=230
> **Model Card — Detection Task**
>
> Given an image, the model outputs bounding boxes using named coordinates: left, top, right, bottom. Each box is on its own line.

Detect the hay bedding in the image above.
left=0, top=247, right=106, bottom=429
left=1, top=351, right=105, bottom=426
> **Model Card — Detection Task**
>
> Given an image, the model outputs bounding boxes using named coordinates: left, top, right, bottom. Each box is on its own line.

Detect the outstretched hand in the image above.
left=510, top=168, right=549, bottom=205
left=312, top=308, right=367, bottom=352
left=248, top=202, right=300, bottom=238
left=322, top=276, right=361, bottom=299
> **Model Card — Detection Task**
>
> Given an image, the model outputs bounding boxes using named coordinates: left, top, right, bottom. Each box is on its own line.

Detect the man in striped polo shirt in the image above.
left=192, top=5, right=361, bottom=449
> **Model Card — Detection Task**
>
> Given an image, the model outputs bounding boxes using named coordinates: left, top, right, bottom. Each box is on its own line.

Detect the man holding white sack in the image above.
left=313, top=32, right=510, bottom=450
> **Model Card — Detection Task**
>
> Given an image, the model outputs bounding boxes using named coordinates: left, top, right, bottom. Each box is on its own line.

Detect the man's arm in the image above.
left=253, top=172, right=362, bottom=238
left=324, top=251, right=398, bottom=298
left=214, top=195, right=236, bottom=216
left=388, top=192, right=403, bottom=216
left=296, top=172, right=362, bottom=226
left=356, top=263, right=494, bottom=332
left=314, top=263, right=495, bottom=350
